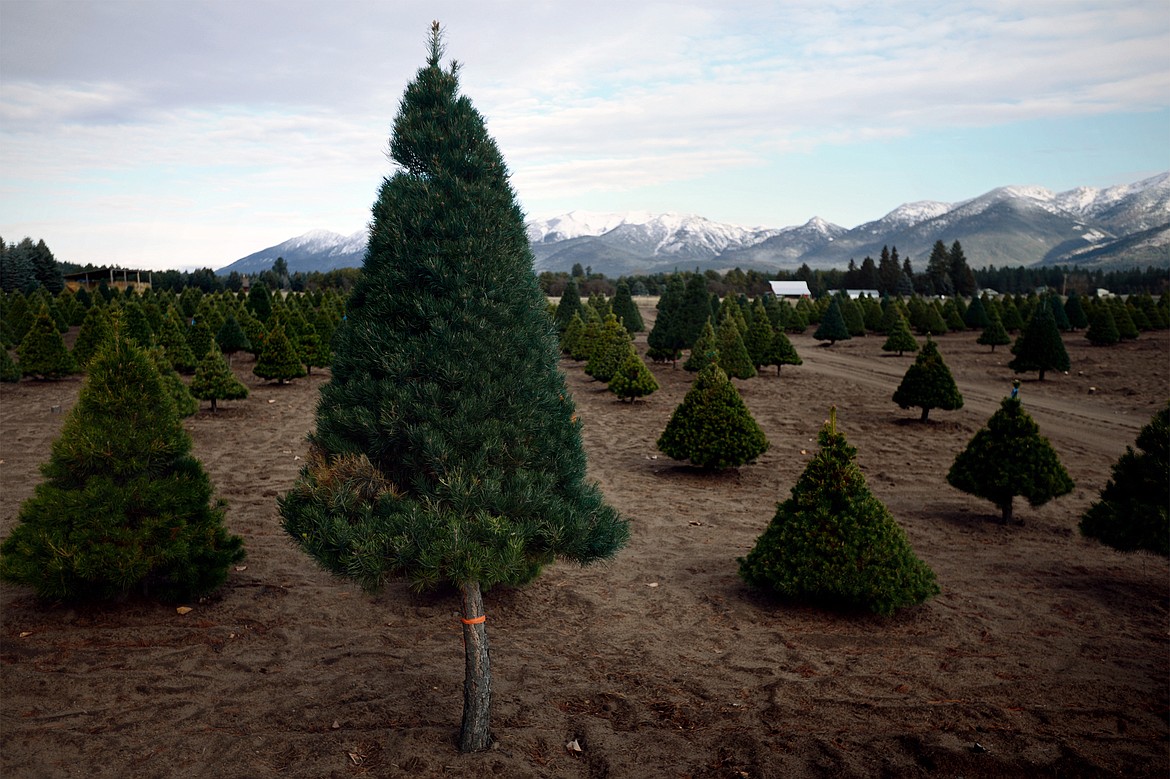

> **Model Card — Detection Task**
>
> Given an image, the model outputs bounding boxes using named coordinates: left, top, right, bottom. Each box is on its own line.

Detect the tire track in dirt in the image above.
left=795, top=337, right=1149, bottom=460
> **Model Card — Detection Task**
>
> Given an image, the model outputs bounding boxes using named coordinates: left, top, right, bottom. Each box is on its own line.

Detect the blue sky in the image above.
left=1, top=0, right=1167, bottom=271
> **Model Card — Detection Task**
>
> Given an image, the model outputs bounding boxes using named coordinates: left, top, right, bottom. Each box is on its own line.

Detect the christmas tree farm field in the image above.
left=1, top=322, right=1167, bottom=778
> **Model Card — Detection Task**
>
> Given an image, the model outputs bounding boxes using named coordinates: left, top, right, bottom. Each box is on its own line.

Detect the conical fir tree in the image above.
left=607, top=342, right=658, bottom=402
left=610, top=279, right=644, bottom=333
left=683, top=319, right=718, bottom=372
left=765, top=328, right=802, bottom=374
left=0, top=336, right=244, bottom=601
left=813, top=298, right=851, bottom=345
left=72, top=304, right=114, bottom=368
left=947, top=396, right=1074, bottom=524
left=559, top=311, right=585, bottom=355
left=253, top=322, right=306, bottom=384
left=1085, top=305, right=1120, bottom=346
left=190, top=344, right=249, bottom=412
left=881, top=310, right=919, bottom=356
left=1009, top=306, right=1069, bottom=381
left=739, top=408, right=938, bottom=615
left=977, top=307, right=1011, bottom=352
left=892, top=337, right=963, bottom=422
left=1079, top=404, right=1168, bottom=556
left=18, top=309, right=77, bottom=379
left=552, top=277, right=583, bottom=333
left=584, top=312, right=631, bottom=383
left=278, top=26, right=627, bottom=754
left=657, top=363, right=769, bottom=469
left=215, top=314, right=252, bottom=362
left=716, top=315, right=756, bottom=379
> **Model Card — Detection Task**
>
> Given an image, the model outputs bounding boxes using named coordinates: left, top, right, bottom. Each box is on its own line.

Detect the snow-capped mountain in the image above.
left=219, top=229, right=367, bottom=275
left=218, top=172, right=1169, bottom=277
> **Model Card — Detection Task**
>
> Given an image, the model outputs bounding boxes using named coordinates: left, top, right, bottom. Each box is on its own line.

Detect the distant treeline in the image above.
left=2, top=236, right=1166, bottom=299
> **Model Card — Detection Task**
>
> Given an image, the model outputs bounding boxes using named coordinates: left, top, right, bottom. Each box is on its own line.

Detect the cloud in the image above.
left=1, top=0, right=1167, bottom=267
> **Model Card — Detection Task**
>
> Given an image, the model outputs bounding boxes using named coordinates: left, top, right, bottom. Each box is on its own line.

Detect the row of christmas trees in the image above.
left=0, top=283, right=347, bottom=405
left=554, top=290, right=1166, bottom=578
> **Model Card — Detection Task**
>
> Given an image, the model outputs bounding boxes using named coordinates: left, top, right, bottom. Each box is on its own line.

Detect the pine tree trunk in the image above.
left=210, top=398, right=218, bottom=413
left=458, top=580, right=492, bottom=752
left=1038, top=369, right=1046, bottom=381
left=920, top=407, right=930, bottom=422
left=1000, top=499, right=1013, bottom=525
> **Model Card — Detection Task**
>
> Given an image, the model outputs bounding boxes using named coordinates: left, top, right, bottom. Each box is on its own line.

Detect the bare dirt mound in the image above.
left=2, top=314, right=1167, bottom=778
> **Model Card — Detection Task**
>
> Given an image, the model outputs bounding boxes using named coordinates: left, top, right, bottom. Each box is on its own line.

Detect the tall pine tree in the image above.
left=278, top=26, right=627, bottom=753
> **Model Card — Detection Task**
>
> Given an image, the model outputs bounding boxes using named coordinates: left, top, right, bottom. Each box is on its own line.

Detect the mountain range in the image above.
left=217, top=172, right=1170, bottom=278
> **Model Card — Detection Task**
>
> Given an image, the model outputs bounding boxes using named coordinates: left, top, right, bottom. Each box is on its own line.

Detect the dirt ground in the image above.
left=1, top=301, right=1167, bottom=778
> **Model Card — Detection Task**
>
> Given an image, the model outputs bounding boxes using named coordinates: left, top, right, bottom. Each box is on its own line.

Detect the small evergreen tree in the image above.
left=881, top=311, right=919, bottom=356
left=121, top=299, right=154, bottom=348
left=559, top=311, right=585, bottom=355
left=657, top=363, right=769, bottom=469
left=72, top=305, right=114, bottom=368
left=683, top=319, right=718, bottom=372
left=253, top=322, right=306, bottom=384
left=1079, top=404, right=1168, bottom=556
left=743, top=298, right=774, bottom=368
left=716, top=315, right=756, bottom=379
left=947, top=396, right=1073, bottom=523
left=571, top=308, right=602, bottom=362
left=186, top=317, right=215, bottom=361
left=1064, top=291, right=1089, bottom=330
left=148, top=346, right=198, bottom=418
left=977, top=308, right=1012, bottom=352
left=738, top=408, right=938, bottom=615
left=552, top=277, right=583, bottom=333
left=584, top=313, right=631, bottom=383
left=215, top=314, right=252, bottom=362
left=839, top=295, right=867, bottom=337
left=813, top=298, right=851, bottom=345
left=646, top=275, right=686, bottom=363
left=610, top=279, right=644, bottom=333
left=1009, top=306, right=1069, bottom=381
left=892, top=337, right=963, bottom=421
left=296, top=322, right=330, bottom=375
left=190, top=344, right=250, bottom=412
left=0, top=336, right=244, bottom=601
left=679, top=272, right=714, bottom=348
left=1111, top=298, right=1139, bottom=340
left=18, top=309, right=77, bottom=379
left=1000, top=298, right=1024, bottom=332
left=963, top=295, right=991, bottom=329
left=1085, top=305, right=1120, bottom=346
left=607, top=343, right=658, bottom=402
left=765, top=329, right=802, bottom=374
left=1047, top=294, right=1071, bottom=331
left=157, top=308, right=198, bottom=373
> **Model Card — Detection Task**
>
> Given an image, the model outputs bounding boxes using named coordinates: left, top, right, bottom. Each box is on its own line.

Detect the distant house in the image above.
left=63, top=268, right=153, bottom=293
left=837, top=289, right=881, bottom=300
left=768, top=280, right=811, bottom=299
left=1096, top=288, right=1115, bottom=299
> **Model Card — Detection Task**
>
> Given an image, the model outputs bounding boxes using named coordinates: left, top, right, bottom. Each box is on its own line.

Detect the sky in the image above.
left=2, top=1, right=1168, bottom=272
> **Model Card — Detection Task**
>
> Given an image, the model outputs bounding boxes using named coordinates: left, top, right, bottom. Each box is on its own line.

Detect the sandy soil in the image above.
left=1, top=303, right=1167, bottom=778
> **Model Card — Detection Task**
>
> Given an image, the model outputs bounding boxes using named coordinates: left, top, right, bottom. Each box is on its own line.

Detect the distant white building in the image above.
left=768, top=280, right=811, bottom=298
